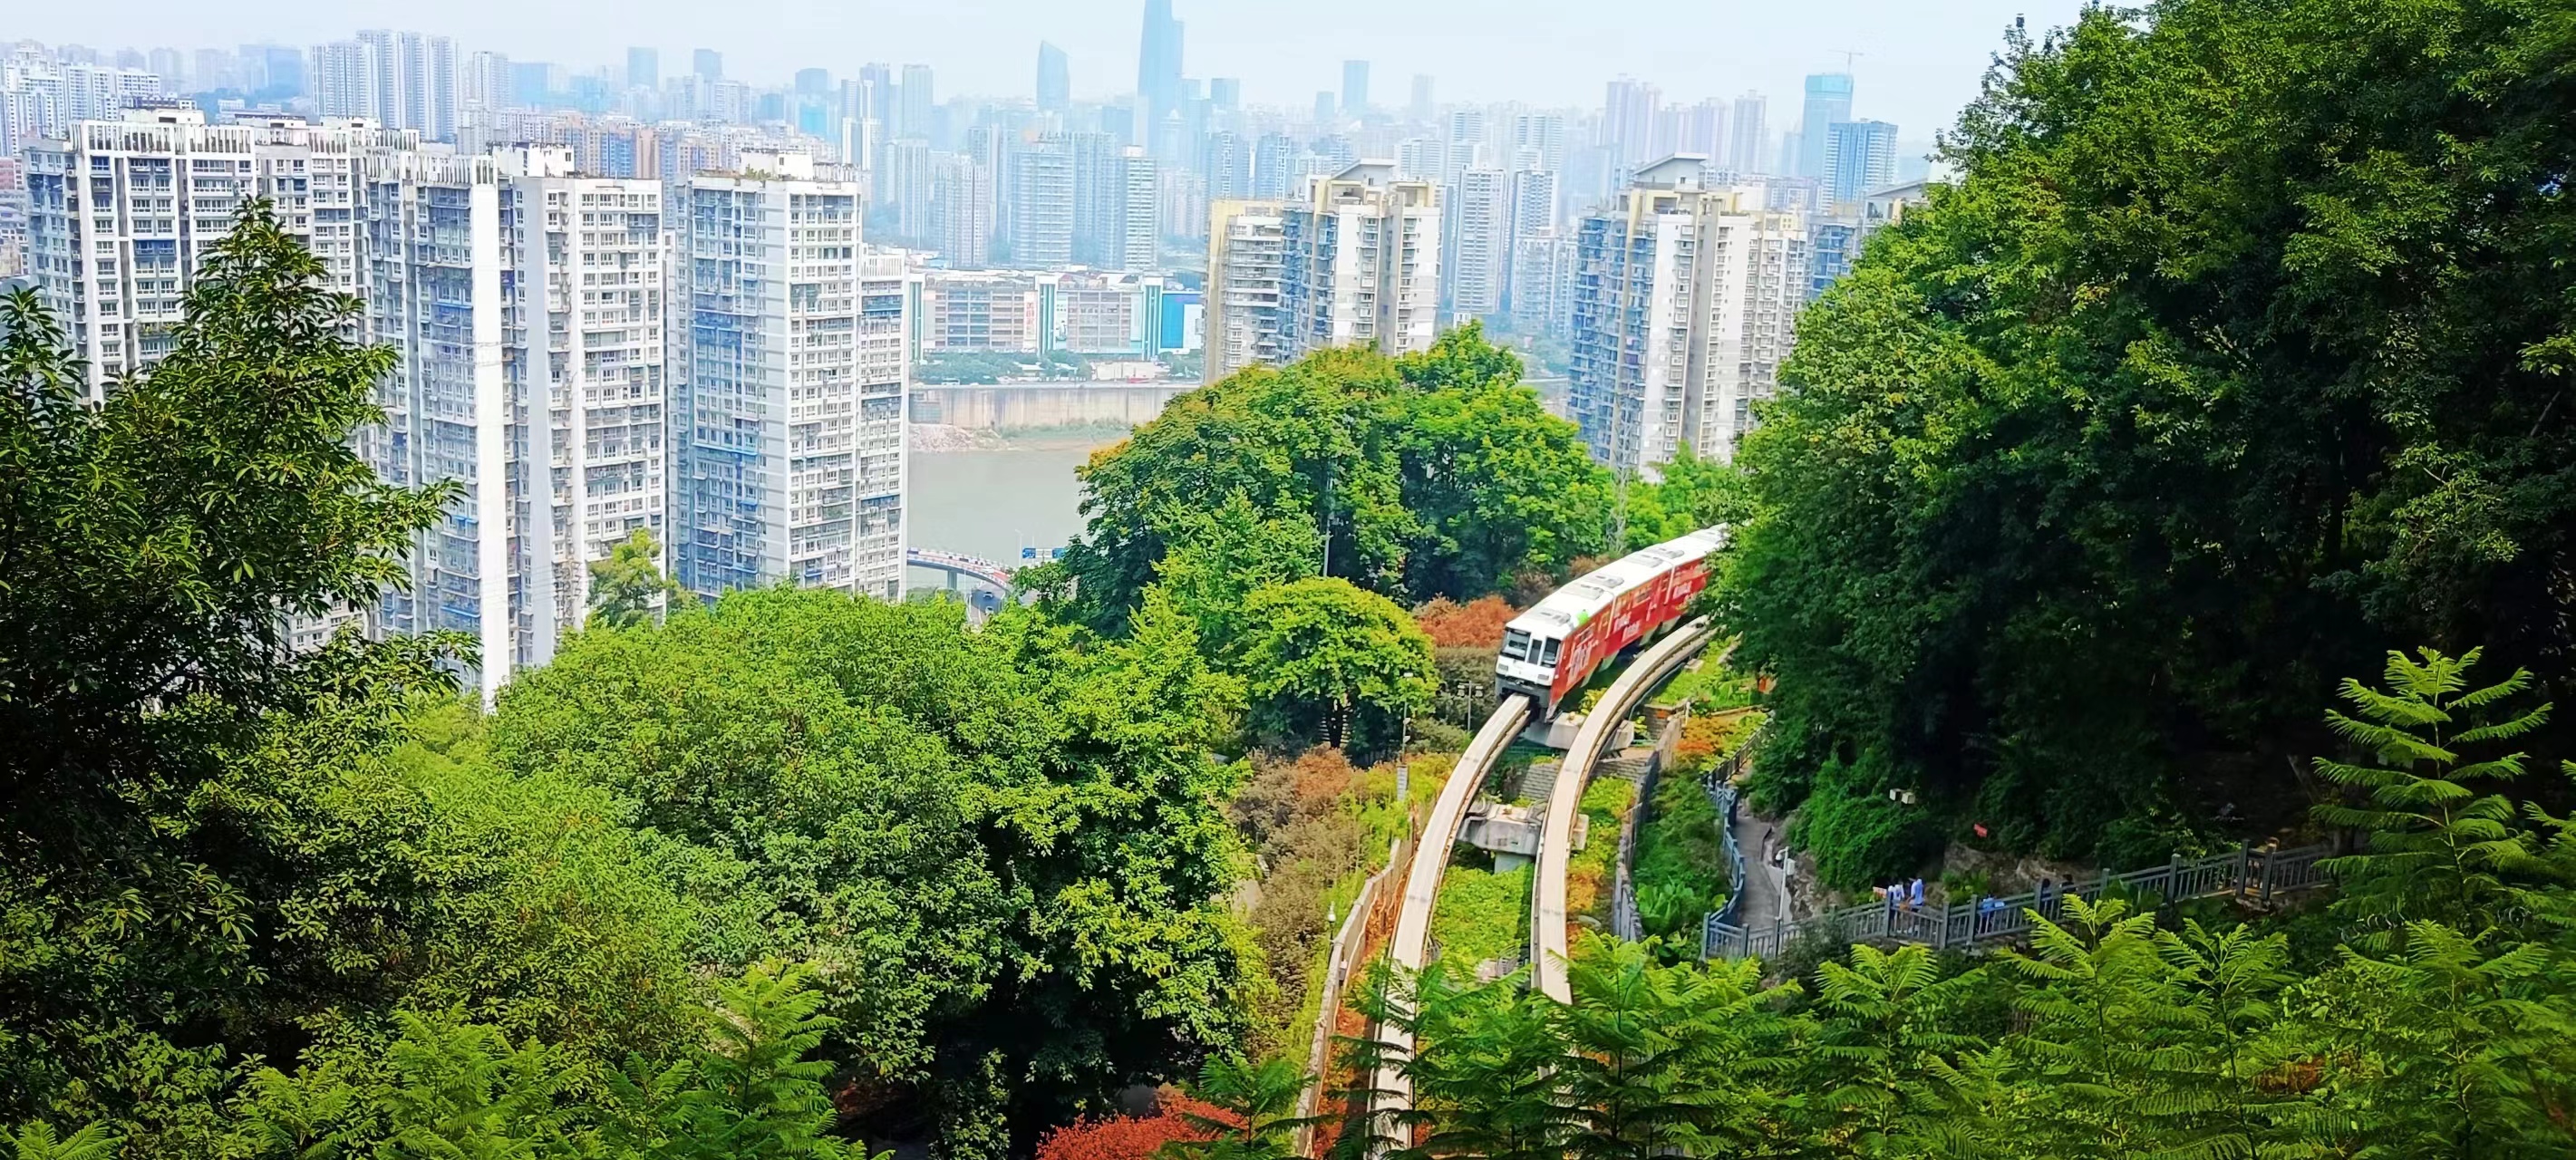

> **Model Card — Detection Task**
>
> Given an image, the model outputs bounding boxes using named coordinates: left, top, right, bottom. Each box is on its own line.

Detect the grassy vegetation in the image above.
left=1632, top=774, right=1729, bottom=937
left=1431, top=857, right=1534, bottom=969
left=1569, top=777, right=1637, bottom=928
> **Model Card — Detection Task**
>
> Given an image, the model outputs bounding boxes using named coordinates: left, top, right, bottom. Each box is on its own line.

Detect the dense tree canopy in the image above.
left=1342, top=648, right=2576, bottom=1159
left=0, top=206, right=1258, bottom=1160
left=1724, top=0, right=2576, bottom=882
left=1235, top=578, right=1438, bottom=759
left=492, top=587, right=1256, bottom=1147
left=1054, top=324, right=1611, bottom=634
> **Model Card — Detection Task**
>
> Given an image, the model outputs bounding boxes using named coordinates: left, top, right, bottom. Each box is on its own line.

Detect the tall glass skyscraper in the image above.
left=1796, top=72, right=1854, bottom=179
left=1136, top=0, right=1184, bottom=124
left=1037, top=42, right=1070, bottom=111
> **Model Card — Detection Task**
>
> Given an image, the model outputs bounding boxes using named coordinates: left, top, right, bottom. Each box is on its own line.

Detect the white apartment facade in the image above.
left=674, top=153, right=907, bottom=604
left=1567, top=155, right=1808, bottom=475
left=1205, top=198, right=1284, bottom=381
left=21, top=107, right=402, bottom=401
left=1274, top=160, right=1442, bottom=362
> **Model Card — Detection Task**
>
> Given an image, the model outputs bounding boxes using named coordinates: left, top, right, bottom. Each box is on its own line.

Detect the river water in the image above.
left=905, top=435, right=1123, bottom=582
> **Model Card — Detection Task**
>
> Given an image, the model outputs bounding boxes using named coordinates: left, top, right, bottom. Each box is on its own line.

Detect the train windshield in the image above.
left=1541, top=637, right=1562, bottom=665
left=1502, top=628, right=1534, bottom=662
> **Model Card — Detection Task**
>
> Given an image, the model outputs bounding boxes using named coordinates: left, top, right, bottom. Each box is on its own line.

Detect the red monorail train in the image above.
left=1494, top=527, right=1728, bottom=717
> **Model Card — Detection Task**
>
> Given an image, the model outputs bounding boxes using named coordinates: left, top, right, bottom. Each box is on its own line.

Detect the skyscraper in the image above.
left=1822, top=119, right=1898, bottom=205
left=1071, top=130, right=1123, bottom=266
left=1447, top=168, right=1509, bottom=319
left=1341, top=61, right=1371, bottom=116
left=1603, top=78, right=1661, bottom=171
left=1010, top=135, right=1075, bottom=267
left=1410, top=74, right=1436, bottom=122
left=1568, top=157, right=1807, bottom=474
left=1728, top=92, right=1768, bottom=174
left=692, top=49, right=722, bottom=82
left=1037, top=42, right=1071, bottom=111
left=899, top=64, right=935, bottom=140
left=1114, top=147, right=1158, bottom=271
left=626, top=48, right=658, bottom=90
left=1136, top=0, right=1185, bottom=124
left=934, top=154, right=995, bottom=266
left=311, top=40, right=377, bottom=120
left=676, top=151, right=906, bottom=606
left=355, top=145, right=669, bottom=699
left=1796, top=72, right=1854, bottom=179
left=24, top=108, right=386, bottom=399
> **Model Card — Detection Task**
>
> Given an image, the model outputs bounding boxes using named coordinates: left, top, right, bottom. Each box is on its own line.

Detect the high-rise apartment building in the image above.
left=1037, top=42, right=1071, bottom=111
left=692, top=49, right=722, bottom=82
left=350, top=144, right=667, bottom=699
left=1113, top=146, right=1158, bottom=271
left=1796, top=72, right=1854, bottom=179
left=674, top=151, right=905, bottom=606
left=1603, top=78, right=1661, bottom=171
left=933, top=153, right=993, bottom=266
left=1274, top=160, right=1441, bottom=360
left=22, top=107, right=391, bottom=400
left=1341, top=61, right=1370, bottom=116
left=899, top=64, right=935, bottom=141
left=1447, top=168, right=1509, bottom=319
left=1410, top=75, right=1436, bottom=122
left=1508, top=230, right=1574, bottom=336
left=1822, top=118, right=1898, bottom=207
left=1728, top=92, right=1768, bottom=175
left=350, top=31, right=458, bottom=140
left=626, top=48, right=659, bottom=91
left=1567, top=156, right=1807, bottom=473
left=310, top=40, right=377, bottom=120
left=1008, top=135, right=1074, bottom=267
left=1206, top=199, right=1283, bottom=380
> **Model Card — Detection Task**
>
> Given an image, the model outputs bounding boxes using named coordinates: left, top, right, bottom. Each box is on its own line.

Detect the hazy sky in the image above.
left=17, top=0, right=2087, bottom=138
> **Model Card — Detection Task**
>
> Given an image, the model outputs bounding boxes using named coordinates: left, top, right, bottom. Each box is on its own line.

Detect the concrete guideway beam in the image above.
left=1530, top=617, right=1717, bottom=1003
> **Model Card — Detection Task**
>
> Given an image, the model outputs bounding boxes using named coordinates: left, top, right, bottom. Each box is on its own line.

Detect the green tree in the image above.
left=1801, top=944, right=1986, bottom=1155
left=4, top=1124, right=121, bottom=1160
left=490, top=587, right=1252, bottom=1154
left=0, top=204, right=466, bottom=1139
left=1161, top=1056, right=1319, bottom=1160
left=1724, top=0, right=2576, bottom=880
left=1060, top=327, right=1606, bottom=632
left=1237, top=578, right=1437, bottom=759
left=1555, top=939, right=1795, bottom=1160
left=2313, top=647, right=2549, bottom=940
left=587, top=528, right=684, bottom=629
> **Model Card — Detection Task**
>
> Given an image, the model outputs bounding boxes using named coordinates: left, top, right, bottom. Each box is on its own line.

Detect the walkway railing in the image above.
left=1704, top=776, right=1748, bottom=929
left=1703, top=843, right=2333, bottom=961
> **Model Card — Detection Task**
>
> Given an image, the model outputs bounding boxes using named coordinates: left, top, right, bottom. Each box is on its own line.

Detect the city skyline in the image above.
left=11, top=0, right=2086, bottom=137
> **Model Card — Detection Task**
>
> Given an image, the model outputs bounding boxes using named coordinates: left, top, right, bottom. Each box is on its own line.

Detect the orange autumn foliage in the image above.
left=1033, top=1095, right=1228, bottom=1160
left=1413, top=594, right=1518, bottom=650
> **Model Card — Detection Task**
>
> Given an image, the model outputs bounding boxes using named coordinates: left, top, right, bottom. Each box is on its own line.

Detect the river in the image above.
left=905, top=433, right=1124, bottom=585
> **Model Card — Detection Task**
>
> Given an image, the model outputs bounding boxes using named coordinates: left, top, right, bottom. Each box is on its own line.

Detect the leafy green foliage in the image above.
left=1631, top=777, right=1729, bottom=936
left=2313, top=646, right=2546, bottom=939
left=1347, top=644, right=2576, bottom=1160
left=1160, top=1056, right=1319, bottom=1160
left=1237, top=579, right=1436, bottom=759
left=1724, top=0, right=2576, bottom=879
left=489, top=586, right=1254, bottom=1149
left=1428, top=863, right=1532, bottom=971
left=586, top=528, right=684, bottom=629
left=1060, top=324, right=1608, bottom=635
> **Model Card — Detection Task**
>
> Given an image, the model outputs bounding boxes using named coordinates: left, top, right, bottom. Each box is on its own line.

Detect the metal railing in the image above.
left=1706, top=776, right=1748, bottom=928
left=1703, top=843, right=2333, bottom=961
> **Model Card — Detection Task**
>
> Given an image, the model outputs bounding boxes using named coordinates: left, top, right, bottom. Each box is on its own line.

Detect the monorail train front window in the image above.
left=1541, top=638, right=1562, bottom=666
left=1502, top=628, right=1534, bottom=662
